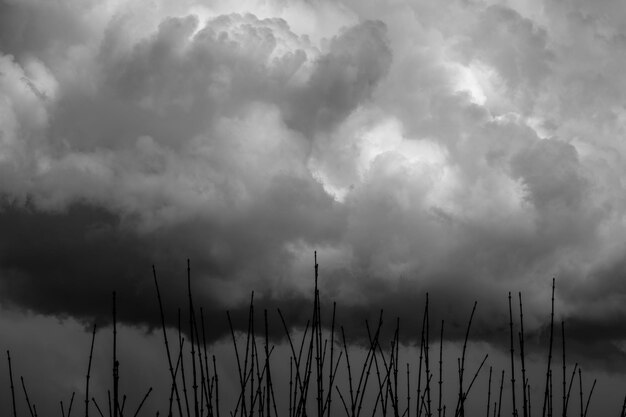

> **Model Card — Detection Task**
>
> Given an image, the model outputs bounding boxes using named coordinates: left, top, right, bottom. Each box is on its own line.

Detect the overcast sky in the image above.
left=2, top=0, right=626, bottom=415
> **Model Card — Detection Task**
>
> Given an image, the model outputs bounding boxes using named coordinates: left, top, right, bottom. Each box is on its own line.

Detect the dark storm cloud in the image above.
left=0, top=3, right=387, bottom=336
left=3, top=0, right=626, bottom=372
left=0, top=184, right=344, bottom=338
left=0, top=199, right=186, bottom=326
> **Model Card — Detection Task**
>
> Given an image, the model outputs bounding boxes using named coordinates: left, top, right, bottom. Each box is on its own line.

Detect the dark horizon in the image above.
left=0, top=262, right=622, bottom=416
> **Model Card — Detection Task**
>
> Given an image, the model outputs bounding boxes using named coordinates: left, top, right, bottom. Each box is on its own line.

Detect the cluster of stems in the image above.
left=3, top=261, right=613, bottom=417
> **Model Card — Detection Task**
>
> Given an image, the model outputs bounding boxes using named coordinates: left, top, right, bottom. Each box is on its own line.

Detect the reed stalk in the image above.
left=86, top=324, right=96, bottom=417
left=342, top=326, right=355, bottom=417
left=561, top=321, right=566, bottom=417
left=200, top=309, right=213, bottom=417
left=564, top=363, right=578, bottom=414
left=487, top=367, right=492, bottom=417
left=578, top=369, right=583, bottom=417
left=438, top=321, right=444, bottom=417
left=213, top=355, right=220, bottom=417
left=92, top=398, right=105, bottom=417
left=133, top=387, right=153, bottom=417
left=113, top=292, right=119, bottom=417
left=68, top=391, right=75, bottom=417
left=314, top=252, right=323, bottom=417
left=425, top=295, right=432, bottom=417
left=462, top=354, right=489, bottom=401
left=177, top=308, right=191, bottom=417
left=356, top=319, right=382, bottom=417
left=417, top=298, right=426, bottom=417
left=549, top=369, right=553, bottom=417
left=394, top=319, right=400, bottom=417
left=498, top=370, right=504, bottom=417
left=264, top=310, right=273, bottom=417
left=119, top=394, right=126, bottom=416
left=408, top=363, right=412, bottom=417
left=187, top=260, right=200, bottom=417
left=528, top=384, right=531, bottom=417
left=7, top=350, right=17, bottom=417
left=518, top=293, right=527, bottom=417
left=325, top=302, right=337, bottom=417
left=152, top=266, right=182, bottom=417
left=542, top=279, right=556, bottom=417
left=457, top=301, right=477, bottom=417
left=583, top=379, right=595, bottom=417
left=21, top=376, right=35, bottom=417
left=508, top=293, right=518, bottom=417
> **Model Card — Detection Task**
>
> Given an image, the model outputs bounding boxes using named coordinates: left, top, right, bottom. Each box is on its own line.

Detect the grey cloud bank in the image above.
left=1, top=0, right=626, bottom=369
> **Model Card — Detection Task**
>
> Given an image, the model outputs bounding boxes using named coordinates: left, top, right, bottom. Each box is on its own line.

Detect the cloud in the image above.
left=458, top=5, right=553, bottom=92
left=285, top=20, right=392, bottom=135
left=3, top=0, right=626, bottom=373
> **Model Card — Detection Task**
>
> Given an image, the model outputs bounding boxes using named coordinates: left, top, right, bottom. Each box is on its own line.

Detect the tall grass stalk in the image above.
left=86, top=324, right=97, bottom=417
left=152, top=266, right=182, bottom=417
left=497, top=370, right=504, bottom=417
left=7, top=350, right=17, bottom=417
left=542, top=279, right=556, bottom=417
left=508, top=293, right=518, bottom=417
left=578, top=368, right=583, bottom=417
left=486, top=367, right=492, bottom=417
left=187, top=259, right=200, bottom=417
left=21, top=376, right=35, bottom=417
left=113, top=292, right=119, bottom=417
left=583, top=379, right=596, bottom=417
left=456, top=301, right=477, bottom=417
left=438, top=321, right=444, bottom=417
left=68, top=391, right=75, bottom=417
left=518, top=293, right=527, bottom=417
left=561, top=321, right=566, bottom=417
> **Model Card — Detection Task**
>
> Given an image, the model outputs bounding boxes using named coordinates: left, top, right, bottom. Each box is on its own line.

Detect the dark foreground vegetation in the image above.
left=4, top=254, right=622, bottom=417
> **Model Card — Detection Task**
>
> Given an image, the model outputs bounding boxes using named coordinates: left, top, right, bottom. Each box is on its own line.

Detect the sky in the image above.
left=2, top=0, right=626, bottom=415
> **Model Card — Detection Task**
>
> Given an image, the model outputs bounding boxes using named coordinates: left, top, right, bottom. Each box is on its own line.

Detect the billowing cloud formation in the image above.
left=2, top=0, right=626, bottom=364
